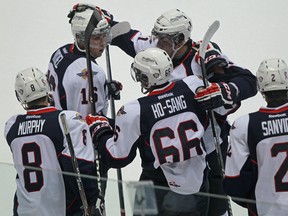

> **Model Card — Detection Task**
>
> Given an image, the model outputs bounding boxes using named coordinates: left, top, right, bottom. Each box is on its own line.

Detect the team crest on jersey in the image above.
left=77, top=68, right=98, bottom=79
left=73, top=113, right=85, bottom=122
left=116, top=106, right=127, bottom=116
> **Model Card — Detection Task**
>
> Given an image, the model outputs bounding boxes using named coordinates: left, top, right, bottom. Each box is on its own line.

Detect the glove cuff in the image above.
left=228, top=82, right=239, bottom=102
left=91, top=125, right=113, bottom=144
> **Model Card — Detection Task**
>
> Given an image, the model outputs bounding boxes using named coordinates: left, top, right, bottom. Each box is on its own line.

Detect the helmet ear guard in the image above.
left=256, top=58, right=288, bottom=93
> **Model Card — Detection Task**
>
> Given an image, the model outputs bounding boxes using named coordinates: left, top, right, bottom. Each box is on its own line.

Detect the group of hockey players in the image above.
left=4, top=3, right=288, bottom=216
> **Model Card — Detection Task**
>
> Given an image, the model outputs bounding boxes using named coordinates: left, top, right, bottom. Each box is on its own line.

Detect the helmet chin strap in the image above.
left=141, top=86, right=150, bottom=94
left=75, top=40, right=86, bottom=53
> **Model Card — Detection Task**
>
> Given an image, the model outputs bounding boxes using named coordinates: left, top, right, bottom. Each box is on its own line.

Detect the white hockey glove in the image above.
left=88, top=195, right=105, bottom=216
left=195, top=82, right=238, bottom=110
left=106, top=80, right=123, bottom=100
left=86, top=114, right=113, bottom=144
left=195, top=42, right=228, bottom=73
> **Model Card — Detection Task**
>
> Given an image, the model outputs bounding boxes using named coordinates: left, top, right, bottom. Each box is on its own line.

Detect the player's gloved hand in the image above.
left=86, top=114, right=113, bottom=144
left=67, top=3, right=97, bottom=23
left=106, top=80, right=123, bottom=100
left=195, top=42, right=228, bottom=73
left=88, top=195, right=105, bottom=216
left=194, top=82, right=238, bottom=110
left=96, top=6, right=114, bottom=24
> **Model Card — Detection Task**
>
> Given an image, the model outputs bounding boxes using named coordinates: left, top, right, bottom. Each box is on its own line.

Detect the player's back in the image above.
left=248, top=104, right=288, bottom=215
left=137, top=77, right=208, bottom=194
left=5, top=107, right=66, bottom=216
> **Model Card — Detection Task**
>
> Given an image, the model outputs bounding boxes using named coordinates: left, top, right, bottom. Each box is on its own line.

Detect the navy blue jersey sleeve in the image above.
left=97, top=133, right=138, bottom=168
left=223, top=156, right=256, bottom=208
left=209, top=66, right=257, bottom=101
left=60, top=156, right=99, bottom=213
left=110, top=21, right=139, bottom=58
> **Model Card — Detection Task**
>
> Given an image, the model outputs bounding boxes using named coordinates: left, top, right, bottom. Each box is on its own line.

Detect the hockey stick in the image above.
left=85, top=11, right=130, bottom=216
left=84, top=11, right=105, bottom=207
left=105, top=22, right=131, bottom=216
left=199, top=20, right=233, bottom=216
left=60, top=113, right=90, bottom=216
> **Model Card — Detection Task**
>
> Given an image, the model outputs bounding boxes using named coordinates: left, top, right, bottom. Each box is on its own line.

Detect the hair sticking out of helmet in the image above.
left=130, top=48, right=173, bottom=94
left=15, top=67, right=49, bottom=109
left=70, top=7, right=111, bottom=52
left=256, top=58, right=288, bottom=93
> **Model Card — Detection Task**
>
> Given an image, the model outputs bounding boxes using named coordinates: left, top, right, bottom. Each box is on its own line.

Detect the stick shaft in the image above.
left=199, top=20, right=233, bottom=216
left=60, top=113, right=90, bottom=216
left=105, top=45, right=126, bottom=216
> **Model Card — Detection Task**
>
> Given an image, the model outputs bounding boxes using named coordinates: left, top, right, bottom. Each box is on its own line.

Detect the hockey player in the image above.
left=46, top=4, right=123, bottom=195
left=86, top=48, right=236, bottom=216
left=4, top=67, right=104, bottom=216
left=92, top=6, right=257, bottom=215
left=47, top=4, right=122, bottom=117
left=223, top=58, right=288, bottom=216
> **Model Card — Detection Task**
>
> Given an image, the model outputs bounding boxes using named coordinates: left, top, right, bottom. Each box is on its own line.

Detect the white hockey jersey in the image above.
left=97, top=75, right=232, bottom=195
left=111, top=27, right=256, bottom=154
left=47, top=43, right=109, bottom=116
left=4, top=107, right=98, bottom=216
left=224, top=103, right=288, bottom=216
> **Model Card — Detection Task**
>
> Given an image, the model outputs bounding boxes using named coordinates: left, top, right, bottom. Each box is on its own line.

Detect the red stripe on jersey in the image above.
left=130, top=31, right=139, bottom=40
left=259, top=105, right=288, bottom=113
left=27, top=107, right=57, bottom=115
left=148, top=82, right=175, bottom=96
left=224, top=174, right=240, bottom=178
left=69, top=44, right=74, bottom=53
left=247, top=205, right=258, bottom=216
left=251, top=159, right=257, bottom=165
left=66, top=196, right=77, bottom=210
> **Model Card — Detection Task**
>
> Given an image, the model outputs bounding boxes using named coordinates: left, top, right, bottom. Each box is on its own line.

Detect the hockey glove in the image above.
left=195, top=42, right=228, bottom=73
left=194, top=82, right=238, bottom=110
left=106, top=80, right=123, bottom=100
left=68, top=3, right=97, bottom=23
left=88, top=195, right=105, bottom=216
left=67, top=4, right=113, bottom=25
left=86, top=114, right=113, bottom=144
left=96, top=6, right=114, bottom=24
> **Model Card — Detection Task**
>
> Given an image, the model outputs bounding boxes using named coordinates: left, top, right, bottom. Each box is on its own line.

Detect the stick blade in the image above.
left=111, top=21, right=131, bottom=39
left=199, top=20, right=220, bottom=58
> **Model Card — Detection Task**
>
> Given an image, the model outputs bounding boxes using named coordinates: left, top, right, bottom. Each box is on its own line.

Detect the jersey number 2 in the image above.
left=271, top=142, right=288, bottom=192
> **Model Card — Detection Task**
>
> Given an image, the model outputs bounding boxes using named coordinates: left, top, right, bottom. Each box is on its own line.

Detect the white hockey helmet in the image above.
left=257, top=58, right=288, bottom=92
left=70, top=7, right=110, bottom=51
left=15, top=67, right=49, bottom=106
left=152, top=9, right=192, bottom=44
left=131, top=48, right=173, bottom=92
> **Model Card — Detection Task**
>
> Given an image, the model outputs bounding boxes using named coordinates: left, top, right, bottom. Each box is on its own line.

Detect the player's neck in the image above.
left=267, top=100, right=288, bottom=108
